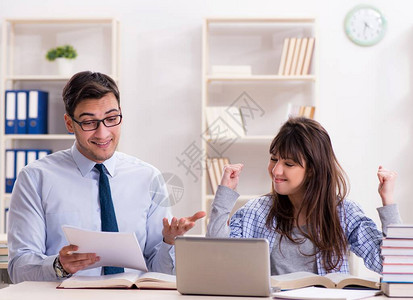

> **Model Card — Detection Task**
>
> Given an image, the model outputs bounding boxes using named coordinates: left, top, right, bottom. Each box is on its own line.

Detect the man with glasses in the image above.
left=7, top=71, right=205, bottom=283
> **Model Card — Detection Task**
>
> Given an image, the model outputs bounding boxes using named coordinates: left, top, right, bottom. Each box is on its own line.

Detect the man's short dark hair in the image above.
left=62, top=71, right=120, bottom=117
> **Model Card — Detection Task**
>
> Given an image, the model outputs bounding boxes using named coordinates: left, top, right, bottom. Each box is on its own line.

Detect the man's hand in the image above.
left=58, top=245, right=100, bottom=275
left=377, top=165, right=397, bottom=206
left=162, top=211, right=206, bottom=245
left=220, top=163, right=244, bottom=190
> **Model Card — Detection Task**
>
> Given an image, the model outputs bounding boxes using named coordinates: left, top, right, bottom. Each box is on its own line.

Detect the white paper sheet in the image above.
left=62, top=225, right=148, bottom=272
left=272, top=287, right=380, bottom=300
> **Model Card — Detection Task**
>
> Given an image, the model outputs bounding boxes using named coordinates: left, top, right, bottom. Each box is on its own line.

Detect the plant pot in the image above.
left=56, top=58, right=74, bottom=76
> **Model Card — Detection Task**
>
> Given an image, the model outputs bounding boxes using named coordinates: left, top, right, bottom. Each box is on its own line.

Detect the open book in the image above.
left=271, top=272, right=379, bottom=290
left=58, top=272, right=176, bottom=289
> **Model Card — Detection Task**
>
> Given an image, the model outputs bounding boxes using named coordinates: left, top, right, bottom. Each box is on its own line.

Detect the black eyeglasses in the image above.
left=71, top=114, right=123, bottom=131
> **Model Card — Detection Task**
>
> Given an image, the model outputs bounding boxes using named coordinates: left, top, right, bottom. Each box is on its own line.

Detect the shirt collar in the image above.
left=71, top=142, right=116, bottom=177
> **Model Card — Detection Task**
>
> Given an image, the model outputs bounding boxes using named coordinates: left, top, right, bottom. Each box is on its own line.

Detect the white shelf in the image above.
left=4, top=75, right=119, bottom=82
left=4, top=18, right=117, bottom=24
left=3, top=134, right=75, bottom=141
left=204, top=135, right=274, bottom=142
left=207, top=75, right=316, bottom=82
left=201, top=17, right=318, bottom=233
left=206, top=17, right=316, bottom=23
left=206, top=194, right=262, bottom=201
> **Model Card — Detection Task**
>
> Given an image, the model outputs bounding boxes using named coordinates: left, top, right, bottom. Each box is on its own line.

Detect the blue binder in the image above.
left=27, top=90, right=48, bottom=134
left=5, top=91, right=17, bottom=134
left=16, top=91, right=28, bottom=134
left=5, top=149, right=16, bottom=193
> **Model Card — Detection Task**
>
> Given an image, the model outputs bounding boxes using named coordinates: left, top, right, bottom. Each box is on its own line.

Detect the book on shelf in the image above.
left=277, top=37, right=314, bottom=76
left=0, top=244, right=8, bottom=256
left=295, top=37, right=308, bottom=75
left=278, top=38, right=289, bottom=75
left=270, top=271, right=379, bottom=290
left=301, top=37, right=315, bottom=75
left=211, top=65, right=252, bottom=76
left=283, top=37, right=296, bottom=76
left=382, top=282, right=413, bottom=297
left=273, top=286, right=380, bottom=300
left=205, top=106, right=245, bottom=139
left=58, top=271, right=176, bottom=289
left=386, top=224, right=413, bottom=239
left=206, top=157, right=230, bottom=194
left=286, top=104, right=316, bottom=119
left=289, top=38, right=301, bottom=76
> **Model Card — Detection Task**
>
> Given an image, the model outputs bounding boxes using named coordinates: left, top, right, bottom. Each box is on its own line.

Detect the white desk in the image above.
left=0, top=281, right=403, bottom=300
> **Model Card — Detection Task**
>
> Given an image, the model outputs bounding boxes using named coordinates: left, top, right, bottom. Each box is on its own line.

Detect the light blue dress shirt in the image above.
left=8, top=143, right=174, bottom=283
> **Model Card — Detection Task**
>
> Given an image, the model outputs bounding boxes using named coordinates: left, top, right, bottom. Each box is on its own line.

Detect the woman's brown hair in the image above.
left=266, top=117, right=348, bottom=272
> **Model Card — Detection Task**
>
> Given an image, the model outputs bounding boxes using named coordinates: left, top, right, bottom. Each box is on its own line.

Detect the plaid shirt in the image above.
left=229, top=195, right=388, bottom=275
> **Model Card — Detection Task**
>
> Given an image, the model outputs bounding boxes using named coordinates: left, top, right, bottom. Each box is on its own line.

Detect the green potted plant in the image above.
left=45, top=44, right=78, bottom=75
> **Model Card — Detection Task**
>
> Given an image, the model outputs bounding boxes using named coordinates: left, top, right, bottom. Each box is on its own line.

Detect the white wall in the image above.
left=1, top=0, right=412, bottom=276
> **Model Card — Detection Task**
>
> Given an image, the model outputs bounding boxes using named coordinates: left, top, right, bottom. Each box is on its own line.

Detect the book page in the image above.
left=324, top=273, right=379, bottom=289
left=273, top=286, right=380, bottom=300
left=59, top=272, right=140, bottom=289
left=136, top=272, right=176, bottom=289
left=271, top=271, right=335, bottom=289
left=62, top=225, right=148, bottom=271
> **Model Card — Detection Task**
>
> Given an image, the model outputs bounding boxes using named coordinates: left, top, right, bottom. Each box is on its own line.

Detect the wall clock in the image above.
left=344, top=5, right=387, bottom=46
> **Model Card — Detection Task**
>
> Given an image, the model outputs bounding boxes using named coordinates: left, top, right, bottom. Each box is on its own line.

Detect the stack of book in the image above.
left=381, top=224, right=413, bottom=297
left=286, top=104, right=316, bottom=120
left=206, top=157, right=230, bottom=194
left=0, top=234, right=7, bottom=270
left=278, top=37, right=315, bottom=76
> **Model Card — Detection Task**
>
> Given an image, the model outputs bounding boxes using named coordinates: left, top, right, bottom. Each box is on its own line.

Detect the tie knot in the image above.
left=95, top=164, right=105, bottom=173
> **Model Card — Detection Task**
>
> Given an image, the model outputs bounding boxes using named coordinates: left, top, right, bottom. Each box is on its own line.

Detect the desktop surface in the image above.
left=0, top=281, right=402, bottom=300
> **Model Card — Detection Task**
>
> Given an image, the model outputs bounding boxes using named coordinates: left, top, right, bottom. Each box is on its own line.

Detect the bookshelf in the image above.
left=201, top=17, right=318, bottom=232
left=0, top=18, right=120, bottom=233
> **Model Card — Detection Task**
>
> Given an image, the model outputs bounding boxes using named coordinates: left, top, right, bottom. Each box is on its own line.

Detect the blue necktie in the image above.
left=95, top=164, right=124, bottom=275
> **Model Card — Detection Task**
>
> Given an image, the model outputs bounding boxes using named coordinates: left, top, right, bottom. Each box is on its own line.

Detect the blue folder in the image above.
left=27, top=90, right=48, bottom=134
left=5, top=90, right=17, bottom=134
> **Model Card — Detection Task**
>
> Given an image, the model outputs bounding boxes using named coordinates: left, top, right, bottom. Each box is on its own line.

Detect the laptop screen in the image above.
left=175, top=236, right=271, bottom=297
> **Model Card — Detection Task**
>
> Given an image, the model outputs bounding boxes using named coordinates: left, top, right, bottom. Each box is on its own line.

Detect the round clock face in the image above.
left=344, top=5, right=387, bottom=46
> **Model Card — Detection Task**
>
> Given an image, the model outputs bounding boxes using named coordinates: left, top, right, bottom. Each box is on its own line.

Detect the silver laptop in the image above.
left=175, top=237, right=271, bottom=297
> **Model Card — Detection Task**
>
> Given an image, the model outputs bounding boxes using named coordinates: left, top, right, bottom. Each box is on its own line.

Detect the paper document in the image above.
left=272, top=286, right=381, bottom=300
left=62, top=225, right=148, bottom=272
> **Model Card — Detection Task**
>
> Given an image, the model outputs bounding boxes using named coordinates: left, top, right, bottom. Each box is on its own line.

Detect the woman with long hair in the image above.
left=207, top=117, right=401, bottom=275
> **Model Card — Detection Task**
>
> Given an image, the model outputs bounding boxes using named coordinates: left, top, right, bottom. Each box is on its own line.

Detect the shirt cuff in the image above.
left=213, top=185, right=239, bottom=212
left=44, top=254, right=60, bottom=280
left=377, top=203, right=402, bottom=235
